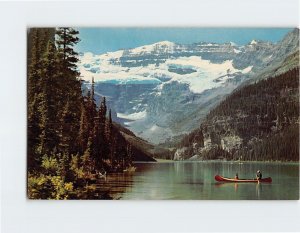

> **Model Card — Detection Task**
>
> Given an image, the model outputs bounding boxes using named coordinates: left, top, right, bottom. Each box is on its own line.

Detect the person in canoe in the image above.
left=234, top=173, right=239, bottom=179
left=256, top=170, right=262, bottom=180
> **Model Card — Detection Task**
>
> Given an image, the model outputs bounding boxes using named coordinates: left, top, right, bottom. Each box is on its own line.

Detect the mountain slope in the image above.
left=176, top=68, right=299, bottom=161
left=113, top=123, right=156, bottom=162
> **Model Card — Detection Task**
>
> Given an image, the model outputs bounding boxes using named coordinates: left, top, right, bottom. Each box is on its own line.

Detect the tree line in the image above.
left=27, top=28, right=133, bottom=199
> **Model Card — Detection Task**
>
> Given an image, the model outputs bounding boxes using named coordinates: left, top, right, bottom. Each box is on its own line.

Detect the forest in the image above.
left=178, top=68, right=299, bottom=161
left=27, top=27, right=299, bottom=199
left=27, top=28, right=136, bottom=199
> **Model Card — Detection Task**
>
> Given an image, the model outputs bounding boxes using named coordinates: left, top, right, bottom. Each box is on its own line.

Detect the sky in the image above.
left=75, top=28, right=293, bottom=54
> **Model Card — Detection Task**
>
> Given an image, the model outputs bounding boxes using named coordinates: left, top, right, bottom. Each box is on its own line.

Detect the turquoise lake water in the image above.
left=98, top=161, right=299, bottom=200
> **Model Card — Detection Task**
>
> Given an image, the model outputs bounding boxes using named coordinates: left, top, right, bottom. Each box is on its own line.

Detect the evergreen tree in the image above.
left=28, top=28, right=56, bottom=169
left=58, top=101, right=72, bottom=155
left=27, top=27, right=141, bottom=199
left=55, top=27, right=82, bottom=155
left=85, top=78, right=97, bottom=134
left=56, top=27, right=80, bottom=73
left=38, top=41, right=60, bottom=155
left=92, top=97, right=108, bottom=169
left=106, top=109, right=113, bottom=136
left=78, top=103, right=89, bottom=154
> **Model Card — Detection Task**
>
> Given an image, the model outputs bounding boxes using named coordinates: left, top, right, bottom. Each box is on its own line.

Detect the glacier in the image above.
left=78, top=40, right=254, bottom=144
left=79, top=49, right=252, bottom=93
left=78, top=31, right=298, bottom=144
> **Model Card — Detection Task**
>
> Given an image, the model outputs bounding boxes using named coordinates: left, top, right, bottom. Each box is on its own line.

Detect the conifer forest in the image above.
left=27, top=27, right=299, bottom=200
left=28, top=28, right=134, bottom=199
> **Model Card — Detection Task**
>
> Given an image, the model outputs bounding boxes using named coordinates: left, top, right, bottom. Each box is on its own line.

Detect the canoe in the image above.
left=215, top=175, right=272, bottom=183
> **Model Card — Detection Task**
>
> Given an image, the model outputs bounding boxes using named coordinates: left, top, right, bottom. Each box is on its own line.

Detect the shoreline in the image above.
left=154, top=158, right=175, bottom=163
left=138, top=159, right=299, bottom=165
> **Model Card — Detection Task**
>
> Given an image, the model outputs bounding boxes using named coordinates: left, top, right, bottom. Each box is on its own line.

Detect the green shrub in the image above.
left=28, top=173, right=74, bottom=200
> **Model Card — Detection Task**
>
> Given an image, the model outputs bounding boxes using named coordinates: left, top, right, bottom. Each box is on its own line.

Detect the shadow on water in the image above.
left=80, top=173, right=135, bottom=200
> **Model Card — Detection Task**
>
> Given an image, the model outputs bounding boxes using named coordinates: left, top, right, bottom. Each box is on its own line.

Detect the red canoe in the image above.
left=215, top=175, right=272, bottom=183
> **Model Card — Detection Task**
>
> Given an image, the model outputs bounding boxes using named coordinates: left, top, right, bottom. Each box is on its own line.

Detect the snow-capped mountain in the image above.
left=79, top=29, right=299, bottom=144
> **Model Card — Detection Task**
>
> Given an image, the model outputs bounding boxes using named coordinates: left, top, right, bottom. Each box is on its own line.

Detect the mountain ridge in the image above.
left=79, top=28, right=299, bottom=145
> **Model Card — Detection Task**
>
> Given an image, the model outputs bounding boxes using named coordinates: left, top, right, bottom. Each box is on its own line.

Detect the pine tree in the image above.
left=28, top=28, right=56, bottom=169
left=28, top=29, right=41, bottom=103
left=56, top=27, right=80, bottom=73
left=38, top=41, right=60, bottom=155
left=58, top=100, right=72, bottom=155
left=105, top=109, right=113, bottom=146
left=99, top=97, right=107, bottom=125
left=85, top=78, right=97, bottom=134
left=92, top=97, right=108, bottom=170
left=55, top=27, right=82, bottom=155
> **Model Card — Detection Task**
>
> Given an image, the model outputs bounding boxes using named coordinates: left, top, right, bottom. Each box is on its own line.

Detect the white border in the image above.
left=0, top=1, right=299, bottom=233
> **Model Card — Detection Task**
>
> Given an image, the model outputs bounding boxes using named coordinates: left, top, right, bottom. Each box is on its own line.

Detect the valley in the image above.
left=78, top=28, right=299, bottom=161
left=26, top=27, right=299, bottom=200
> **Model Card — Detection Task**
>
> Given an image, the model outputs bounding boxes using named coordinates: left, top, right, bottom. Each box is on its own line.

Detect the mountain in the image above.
left=242, top=28, right=300, bottom=84
left=113, top=123, right=157, bottom=162
left=79, top=28, right=299, bottom=145
left=175, top=67, right=299, bottom=161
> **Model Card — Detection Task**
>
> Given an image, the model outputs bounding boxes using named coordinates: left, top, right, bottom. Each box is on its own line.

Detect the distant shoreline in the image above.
left=154, top=158, right=175, bottom=163
left=140, top=159, right=299, bottom=165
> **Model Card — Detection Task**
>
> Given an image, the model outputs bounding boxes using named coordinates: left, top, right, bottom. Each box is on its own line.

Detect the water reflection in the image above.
left=214, top=182, right=239, bottom=191
left=256, top=183, right=262, bottom=199
left=90, top=172, right=135, bottom=199
left=92, top=161, right=299, bottom=200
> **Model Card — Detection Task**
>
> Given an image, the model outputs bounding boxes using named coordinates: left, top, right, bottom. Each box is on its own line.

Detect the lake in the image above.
left=97, top=161, right=299, bottom=200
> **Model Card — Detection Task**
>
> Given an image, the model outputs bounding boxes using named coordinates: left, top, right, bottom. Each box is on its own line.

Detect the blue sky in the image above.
left=75, top=28, right=293, bottom=54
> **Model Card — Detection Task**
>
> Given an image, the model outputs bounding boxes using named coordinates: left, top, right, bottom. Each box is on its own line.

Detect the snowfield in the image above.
left=78, top=40, right=255, bottom=144
left=79, top=41, right=252, bottom=94
left=117, top=110, right=147, bottom=121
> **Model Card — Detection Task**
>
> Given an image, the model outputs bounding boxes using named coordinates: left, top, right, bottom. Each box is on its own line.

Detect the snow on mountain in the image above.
left=78, top=30, right=298, bottom=144
left=229, top=41, right=237, bottom=46
left=80, top=52, right=162, bottom=84
left=117, top=110, right=147, bottom=121
left=233, top=48, right=242, bottom=54
left=79, top=45, right=252, bottom=93
left=163, top=56, right=251, bottom=93
left=77, top=40, right=257, bottom=143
